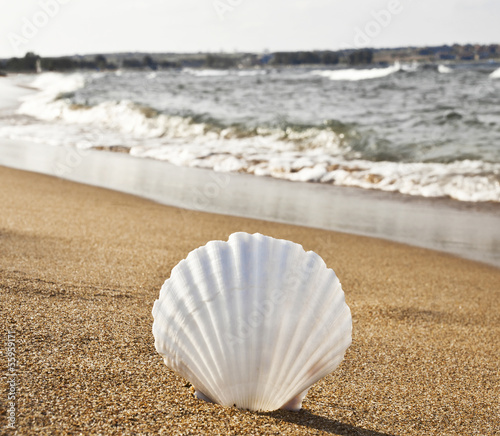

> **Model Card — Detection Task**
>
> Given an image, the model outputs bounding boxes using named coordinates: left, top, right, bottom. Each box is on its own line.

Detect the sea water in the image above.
left=1, top=62, right=500, bottom=202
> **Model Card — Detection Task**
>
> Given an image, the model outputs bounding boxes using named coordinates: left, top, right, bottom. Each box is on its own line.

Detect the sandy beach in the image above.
left=1, top=165, right=499, bottom=435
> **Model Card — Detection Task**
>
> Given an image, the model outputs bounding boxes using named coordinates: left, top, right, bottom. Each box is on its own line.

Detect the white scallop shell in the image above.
left=152, top=232, right=352, bottom=412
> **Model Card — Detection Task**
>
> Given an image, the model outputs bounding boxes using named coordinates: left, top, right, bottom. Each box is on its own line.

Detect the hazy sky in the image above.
left=1, top=0, right=499, bottom=57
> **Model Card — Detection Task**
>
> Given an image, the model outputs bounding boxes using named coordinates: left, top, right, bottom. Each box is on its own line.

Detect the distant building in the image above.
left=439, top=54, right=456, bottom=60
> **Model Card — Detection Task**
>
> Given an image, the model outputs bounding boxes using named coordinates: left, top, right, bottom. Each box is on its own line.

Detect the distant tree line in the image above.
left=270, top=50, right=373, bottom=66
left=2, top=43, right=499, bottom=74
left=202, top=50, right=373, bottom=68
left=347, top=49, right=373, bottom=65
left=0, top=52, right=181, bottom=73
left=205, top=54, right=238, bottom=69
left=29, top=45, right=500, bottom=75
left=2, top=52, right=40, bottom=72
left=0, top=49, right=379, bottom=73
left=121, top=55, right=180, bottom=70
left=417, top=43, right=500, bottom=61
left=271, top=51, right=339, bottom=65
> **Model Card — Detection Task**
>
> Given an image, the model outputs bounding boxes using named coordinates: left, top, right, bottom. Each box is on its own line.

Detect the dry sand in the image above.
left=1, top=165, right=499, bottom=435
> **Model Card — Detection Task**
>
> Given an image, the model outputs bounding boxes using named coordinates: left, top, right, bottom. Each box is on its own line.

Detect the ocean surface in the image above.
left=2, top=62, right=500, bottom=202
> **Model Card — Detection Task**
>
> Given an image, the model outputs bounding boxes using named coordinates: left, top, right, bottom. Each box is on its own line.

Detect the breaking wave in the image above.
left=438, top=64, right=453, bottom=74
left=490, top=67, right=500, bottom=79
left=311, top=63, right=401, bottom=81
left=3, top=71, right=499, bottom=203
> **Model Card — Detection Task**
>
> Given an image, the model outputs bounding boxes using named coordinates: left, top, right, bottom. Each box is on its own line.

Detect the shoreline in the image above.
left=1, top=165, right=499, bottom=435
left=0, top=75, right=499, bottom=267
left=0, top=76, right=35, bottom=111
left=0, top=138, right=499, bottom=268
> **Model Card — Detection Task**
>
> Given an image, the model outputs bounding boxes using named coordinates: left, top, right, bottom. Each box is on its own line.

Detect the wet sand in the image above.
left=1, top=139, right=499, bottom=268
left=1, top=165, right=499, bottom=435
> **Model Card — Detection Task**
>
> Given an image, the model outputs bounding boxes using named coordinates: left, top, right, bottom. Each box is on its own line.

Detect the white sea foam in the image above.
left=317, top=159, right=500, bottom=202
left=28, top=72, right=85, bottom=95
left=0, top=75, right=36, bottom=109
left=130, top=140, right=500, bottom=202
left=18, top=72, right=86, bottom=121
left=490, top=67, right=500, bottom=79
left=183, top=68, right=268, bottom=77
left=236, top=70, right=267, bottom=76
left=311, top=63, right=401, bottom=81
left=5, top=71, right=499, bottom=203
left=17, top=74, right=214, bottom=140
left=17, top=75, right=346, bottom=151
left=438, top=64, right=453, bottom=74
left=183, top=68, right=231, bottom=77
left=400, top=61, right=419, bottom=72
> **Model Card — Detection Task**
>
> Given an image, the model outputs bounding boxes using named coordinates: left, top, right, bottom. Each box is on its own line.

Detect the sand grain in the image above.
left=1, top=166, right=499, bottom=435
